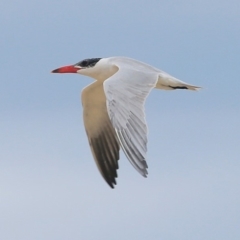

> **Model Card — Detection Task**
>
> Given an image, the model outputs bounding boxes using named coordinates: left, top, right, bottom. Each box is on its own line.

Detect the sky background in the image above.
left=1, top=0, right=240, bottom=239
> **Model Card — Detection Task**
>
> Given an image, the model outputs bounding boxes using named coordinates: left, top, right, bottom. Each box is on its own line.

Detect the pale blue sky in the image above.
left=1, top=0, right=240, bottom=239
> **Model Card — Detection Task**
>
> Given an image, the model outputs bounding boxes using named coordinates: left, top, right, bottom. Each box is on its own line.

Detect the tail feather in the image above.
left=155, top=72, right=201, bottom=91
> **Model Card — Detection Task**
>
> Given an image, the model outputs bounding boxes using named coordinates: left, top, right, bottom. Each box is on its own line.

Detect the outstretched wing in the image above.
left=81, top=81, right=120, bottom=188
left=103, top=62, right=158, bottom=177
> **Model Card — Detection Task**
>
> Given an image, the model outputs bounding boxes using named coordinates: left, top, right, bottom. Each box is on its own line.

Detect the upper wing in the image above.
left=81, top=81, right=120, bottom=188
left=103, top=63, right=159, bottom=177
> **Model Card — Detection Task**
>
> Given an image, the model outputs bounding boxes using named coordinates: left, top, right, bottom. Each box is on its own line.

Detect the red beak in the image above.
left=51, top=65, right=79, bottom=73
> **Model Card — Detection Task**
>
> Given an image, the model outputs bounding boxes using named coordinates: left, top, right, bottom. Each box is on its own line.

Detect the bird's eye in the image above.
left=81, top=60, right=88, bottom=67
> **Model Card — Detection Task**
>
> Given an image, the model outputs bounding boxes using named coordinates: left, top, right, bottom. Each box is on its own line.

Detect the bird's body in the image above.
left=52, top=57, right=200, bottom=188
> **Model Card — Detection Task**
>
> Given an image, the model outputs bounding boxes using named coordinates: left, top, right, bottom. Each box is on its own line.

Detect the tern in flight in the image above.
left=52, top=57, right=200, bottom=188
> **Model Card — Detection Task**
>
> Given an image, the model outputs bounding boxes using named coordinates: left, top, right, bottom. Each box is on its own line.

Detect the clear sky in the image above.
left=1, top=0, right=240, bottom=239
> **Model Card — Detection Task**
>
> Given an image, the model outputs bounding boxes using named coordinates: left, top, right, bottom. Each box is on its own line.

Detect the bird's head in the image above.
left=51, top=58, right=102, bottom=77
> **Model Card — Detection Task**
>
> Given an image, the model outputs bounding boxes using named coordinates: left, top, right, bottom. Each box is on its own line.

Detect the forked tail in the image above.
left=155, top=72, right=201, bottom=91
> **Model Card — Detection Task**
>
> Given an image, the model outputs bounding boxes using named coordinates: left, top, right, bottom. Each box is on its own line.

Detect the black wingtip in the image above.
left=107, top=181, right=116, bottom=189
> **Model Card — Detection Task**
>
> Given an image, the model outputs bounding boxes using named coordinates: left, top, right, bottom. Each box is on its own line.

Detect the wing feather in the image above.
left=103, top=63, right=158, bottom=177
left=82, top=82, right=120, bottom=188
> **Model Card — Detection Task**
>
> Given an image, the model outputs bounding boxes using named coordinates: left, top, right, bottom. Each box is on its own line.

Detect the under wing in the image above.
left=81, top=81, right=120, bottom=188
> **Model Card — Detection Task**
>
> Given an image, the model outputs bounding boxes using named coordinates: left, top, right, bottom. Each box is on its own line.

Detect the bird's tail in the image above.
left=155, top=72, right=201, bottom=91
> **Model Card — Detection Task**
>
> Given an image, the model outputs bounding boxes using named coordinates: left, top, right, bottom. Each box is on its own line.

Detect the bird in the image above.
left=52, top=56, right=200, bottom=188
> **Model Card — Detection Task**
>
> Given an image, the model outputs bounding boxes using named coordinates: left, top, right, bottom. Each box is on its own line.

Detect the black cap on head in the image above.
left=75, top=58, right=102, bottom=68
